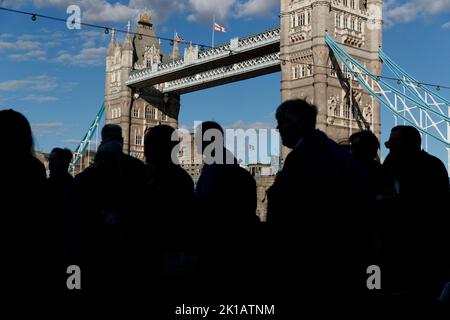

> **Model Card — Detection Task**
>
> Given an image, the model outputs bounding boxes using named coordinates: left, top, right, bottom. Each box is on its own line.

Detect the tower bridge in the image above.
left=126, top=27, right=281, bottom=90
left=71, top=0, right=449, bottom=180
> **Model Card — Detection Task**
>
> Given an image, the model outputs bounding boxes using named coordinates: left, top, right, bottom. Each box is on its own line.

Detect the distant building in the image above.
left=248, top=163, right=277, bottom=177
left=34, top=151, right=49, bottom=173
left=178, top=131, right=203, bottom=184
left=255, top=175, right=275, bottom=222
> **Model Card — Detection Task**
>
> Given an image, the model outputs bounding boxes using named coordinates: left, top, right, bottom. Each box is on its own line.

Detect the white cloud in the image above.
left=22, top=95, right=59, bottom=102
left=385, top=0, right=450, bottom=27
left=56, top=46, right=107, bottom=66
left=235, top=0, right=278, bottom=18
left=443, top=21, right=450, bottom=29
left=0, top=0, right=30, bottom=9
left=31, top=0, right=140, bottom=23
left=2, top=0, right=278, bottom=26
left=0, top=75, right=58, bottom=92
left=129, top=0, right=186, bottom=23
left=31, top=122, right=65, bottom=137
left=0, top=39, right=41, bottom=51
left=63, top=138, right=82, bottom=145
left=9, top=49, right=47, bottom=61
left=187, top=0, right=236, bottom=23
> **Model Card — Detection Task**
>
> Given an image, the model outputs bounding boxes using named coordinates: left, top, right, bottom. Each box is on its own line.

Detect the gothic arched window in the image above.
left=145, top=106, right=153, bottom=120
left=292, top=66, right=299, bottom=79
left=344, top=104, right=351, bottom=119
left=133, top=107, right=139, bottom=118
left=135, top=133, right=142, bottom=146
left=300, top=13, right=305, bottom=26
left=334, top=102, right=341, bottom=117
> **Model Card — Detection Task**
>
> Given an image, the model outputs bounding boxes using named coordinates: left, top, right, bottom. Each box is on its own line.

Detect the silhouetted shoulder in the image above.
left=125, top=154, right=145, bottom=169
left=31, top=156, right=47, bottom=181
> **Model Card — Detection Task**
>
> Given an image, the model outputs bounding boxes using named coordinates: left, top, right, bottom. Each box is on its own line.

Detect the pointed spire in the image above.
left=107, top=28, right=116, bottom=56
left=124, top=21, right=133, bottom=50
left=172, top=32, right=180, bottom=60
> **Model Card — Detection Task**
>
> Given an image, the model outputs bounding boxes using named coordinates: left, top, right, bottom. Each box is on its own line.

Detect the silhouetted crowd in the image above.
left=0, top=100, right=449, bottom=307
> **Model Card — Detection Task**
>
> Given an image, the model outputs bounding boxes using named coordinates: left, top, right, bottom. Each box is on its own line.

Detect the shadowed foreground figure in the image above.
left=0, top=109, right=57, bottom=296
left=70, top=124, right=145, bottom=295
left=129, top=125, right=195, bottom=296
left=350, top=131, right=394, bottom=272
left=194, top=121, right=259, bottom=298
left=266, top=99, right=369, bottom=301
left=350, top=130, right=393, bottom=200
left=48, top=148, right=74, bottom=229
left=383, top=125, right=449, bottom=301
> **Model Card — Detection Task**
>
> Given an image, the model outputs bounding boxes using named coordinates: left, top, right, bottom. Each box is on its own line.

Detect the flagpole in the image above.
left=173, top=29, right=176, bottom=63
left=212, top=15, right=215, bottom=48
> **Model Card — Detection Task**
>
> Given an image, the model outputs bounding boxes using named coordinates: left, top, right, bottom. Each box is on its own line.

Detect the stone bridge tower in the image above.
left=280, top=0, right=383, bottom=161
left=104, top=11, right=180, bottom=160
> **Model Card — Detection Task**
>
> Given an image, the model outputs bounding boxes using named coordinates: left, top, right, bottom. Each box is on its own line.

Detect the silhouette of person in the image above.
left=350, top=131, right=394, bottom=287
left=48, top=147, right=74, bottom=205
left=47, top=147, right=75, bottom=286
left=131, top=125, right=195, bottom=299
left=70, top=125, right=145, bottom=295
left=382, top=125, right=449, bottom=300
left=266, top=99, right=369, bottom=301
left=0, top=109, right=56, bottom=295
left=194, top=121, right=259, bottom=298
left=101, top=124, right=146, bottom=185
left=350, top=130, right=393, bottom=200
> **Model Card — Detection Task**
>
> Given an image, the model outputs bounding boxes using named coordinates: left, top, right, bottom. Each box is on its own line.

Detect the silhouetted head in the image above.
left=93, top=140, right=124, bottom=170
left=144, top=125, right=179, bottom=166
left=194, top=121, right=225, bottom=154
left=49, top=148, right=73, bottom=175
left=275, top=99, right=318, bottom=149
left=101, top=124, right=124, bottom=145
left=350, top=130, right=380, bottom=162
left=385, top=125, right=421, bottom=159
left=0, top=109, right=34, bottom=158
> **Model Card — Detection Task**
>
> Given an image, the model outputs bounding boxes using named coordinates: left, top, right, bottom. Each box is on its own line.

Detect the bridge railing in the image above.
left=162, top=52, right=281, bottom=93
left=127, top=27, right=280, bottom=83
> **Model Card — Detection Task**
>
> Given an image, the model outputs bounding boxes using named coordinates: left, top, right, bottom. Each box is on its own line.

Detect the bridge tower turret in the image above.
left=280, top=0, right=383, bottom=163
left=104, top=10, right=181, bottom=160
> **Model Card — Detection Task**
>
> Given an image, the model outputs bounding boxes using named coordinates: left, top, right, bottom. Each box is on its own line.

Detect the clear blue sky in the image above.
left=0, top=0, right=449, bottom=168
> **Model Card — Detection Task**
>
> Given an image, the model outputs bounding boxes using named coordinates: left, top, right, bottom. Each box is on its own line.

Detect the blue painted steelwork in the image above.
left=69, top=102, right=105, bottom=173
left=325, top=33, right=450, bottom=148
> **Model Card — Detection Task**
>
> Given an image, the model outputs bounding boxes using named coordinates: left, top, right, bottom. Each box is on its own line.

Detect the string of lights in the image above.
left=1, top=6, right=449, bottom=92
left=279, top=59, right=450, bottom=91
left=0, top=6, right=212, bottom=49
